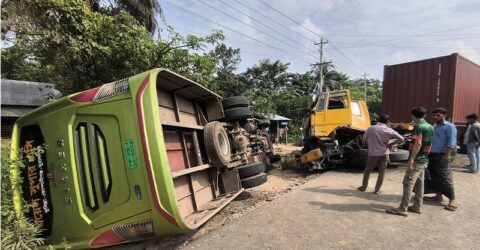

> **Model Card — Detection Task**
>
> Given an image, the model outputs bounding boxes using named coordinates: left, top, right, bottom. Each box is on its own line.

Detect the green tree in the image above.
left=238, top=59, right=316, bottom=134
left=344, top=78, right=383, bottom=119
left=90, top=0, right=163, bottom=34
left=324, top=70, right=349, bottom=90
left=209, top=43, right=247, bottom=97
left=275, top=72, right=315, bottom=128
left=240, top=59, right=291, bottom=115
left=1, top=0, right=224, bottom=94
left=1, top=143, right=44, bottom=249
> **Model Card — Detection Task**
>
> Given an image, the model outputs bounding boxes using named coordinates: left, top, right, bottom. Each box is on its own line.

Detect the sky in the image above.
left=159, top=0, right=480, bottom=80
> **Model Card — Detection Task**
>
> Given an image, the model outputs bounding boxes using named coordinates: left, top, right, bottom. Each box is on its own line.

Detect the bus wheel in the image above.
left=204, top=121, right=231, bottom=167
left=224, top=107, right=253, bottom=122
left=237, top=162, right=266, bottom=178
left=222, top=96, right=249, bottom=109
left=241, top=173, right=267, bottom=189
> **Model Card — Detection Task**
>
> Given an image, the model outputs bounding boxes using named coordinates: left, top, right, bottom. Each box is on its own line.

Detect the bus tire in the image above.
left=225, top=107, right=253, bottom=122
left=241, top=173, right=267, bottom=189
left=204, top=122, right=231, bottom=167
left=237, top=162, right=266, bottom=178
left=222, top=96, right=249, bottom=109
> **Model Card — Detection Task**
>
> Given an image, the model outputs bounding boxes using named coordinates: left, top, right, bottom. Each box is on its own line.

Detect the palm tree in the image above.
left=116, top=0, right=162, bottom=33
left=311, top=63, right=349, bottom=91
left=324, top=70, right=349, bottom=91
left=89, top=0, right=163, bottom=34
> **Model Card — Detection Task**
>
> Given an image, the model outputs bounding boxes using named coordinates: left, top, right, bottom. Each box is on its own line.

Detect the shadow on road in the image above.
left=308, top=201, right=392, bottom=214
left=303, top=186, right=402, bottom=203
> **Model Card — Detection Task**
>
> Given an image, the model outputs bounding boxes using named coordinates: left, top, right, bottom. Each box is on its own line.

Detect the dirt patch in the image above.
left=275, top=143, right=302, bottom=156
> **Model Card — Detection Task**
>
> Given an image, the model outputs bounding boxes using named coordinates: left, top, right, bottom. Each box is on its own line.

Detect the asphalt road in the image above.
left=180, top=158, right=480, bottom=250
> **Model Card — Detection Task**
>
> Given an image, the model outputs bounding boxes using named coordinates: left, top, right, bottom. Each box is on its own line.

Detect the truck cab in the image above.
left=303, top=90, right=370, bottom=169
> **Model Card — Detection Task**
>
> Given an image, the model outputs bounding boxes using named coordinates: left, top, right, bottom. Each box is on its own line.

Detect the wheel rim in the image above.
left=218, top=132, right=229, bottom=155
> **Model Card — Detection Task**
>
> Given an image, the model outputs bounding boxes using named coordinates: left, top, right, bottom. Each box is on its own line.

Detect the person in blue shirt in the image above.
left=424, top=107, right=458, bottom=211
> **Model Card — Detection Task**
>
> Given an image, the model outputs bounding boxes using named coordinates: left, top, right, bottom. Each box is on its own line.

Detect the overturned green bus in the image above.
left=10, top=69, right=278, bottom=248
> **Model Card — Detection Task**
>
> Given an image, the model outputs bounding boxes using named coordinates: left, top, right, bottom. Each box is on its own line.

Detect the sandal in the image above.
left=408, top=206, right=422, bottom=214
left=444, top=204, right=458, bottom=211
left=385, top=208, right=408, bottom=217
left=423, top=196, right=443, bottom=202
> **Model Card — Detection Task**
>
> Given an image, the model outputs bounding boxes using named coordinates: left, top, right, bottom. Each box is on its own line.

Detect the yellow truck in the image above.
left=300, top=90, right=408, bottom=170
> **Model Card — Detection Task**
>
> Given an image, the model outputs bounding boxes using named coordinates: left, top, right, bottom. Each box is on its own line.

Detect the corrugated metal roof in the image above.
left=1, top=106, right=35, bottom=117
left=1, top=79, right=61, bottom=106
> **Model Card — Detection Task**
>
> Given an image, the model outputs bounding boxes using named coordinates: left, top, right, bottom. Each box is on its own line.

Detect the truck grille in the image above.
left=112, top=221, right=154, bottom=242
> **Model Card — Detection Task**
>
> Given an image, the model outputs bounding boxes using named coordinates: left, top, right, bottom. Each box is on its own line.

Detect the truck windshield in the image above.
left=328, top=92, right=348, bottom=110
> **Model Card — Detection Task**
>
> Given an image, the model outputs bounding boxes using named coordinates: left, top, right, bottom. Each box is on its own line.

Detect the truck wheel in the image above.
left=237, top=162, right=265, bottom=178
left=225, top=107, right=253, bottom=122
left=302, top=137, right=320, bottom=153
left=389, top=149, right=409, bottom=162
left=223, top=96, right=249, bottom=109
left=349, top=149, right=368, bottom=168
left=241, top=173, right=267, bottom=189
left=204, top=122, right=231, bottom=167
left=269, top=154, right=281, bottom=164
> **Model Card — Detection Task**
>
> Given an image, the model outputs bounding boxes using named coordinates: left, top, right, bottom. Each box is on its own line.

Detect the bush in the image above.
left=1, top=141, right=44, bottom=249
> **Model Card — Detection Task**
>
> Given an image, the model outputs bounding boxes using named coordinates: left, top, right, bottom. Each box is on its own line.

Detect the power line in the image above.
left=337, top=44, right=480, bottom=50
left=355, top=25, right=480, bottom=46
left=230, top=0, right=349, bottom=70
left=231, top=0, right=316, bottom=43
left=196, top=0, right=318, bottom=60
left=328, top=42, right=364, bottom=73
left=217, top=0, right=320, bottom=57
left=323, top=33, right=480, bottom=38
left=169, top=26, right=316, bottom=64
left=337, top=36, right=480, bottom=49
left=258, top=0, right=322, bottom=37
left=257, top=0, right=364, bottom=73
left=172, top=26, right=327, bottom=63
left=163, top=0, right=313, bottom=64
left=172, top=26, right=275, bottom=48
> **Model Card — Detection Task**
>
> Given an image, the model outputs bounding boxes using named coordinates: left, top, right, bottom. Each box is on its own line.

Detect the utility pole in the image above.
left=312, top=38, right=330, bottom=92
left=362, top=72, right=369, bottom=103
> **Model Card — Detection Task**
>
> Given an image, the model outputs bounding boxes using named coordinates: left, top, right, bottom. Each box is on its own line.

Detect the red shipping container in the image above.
left=382, top=53, right=480, bottom=126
